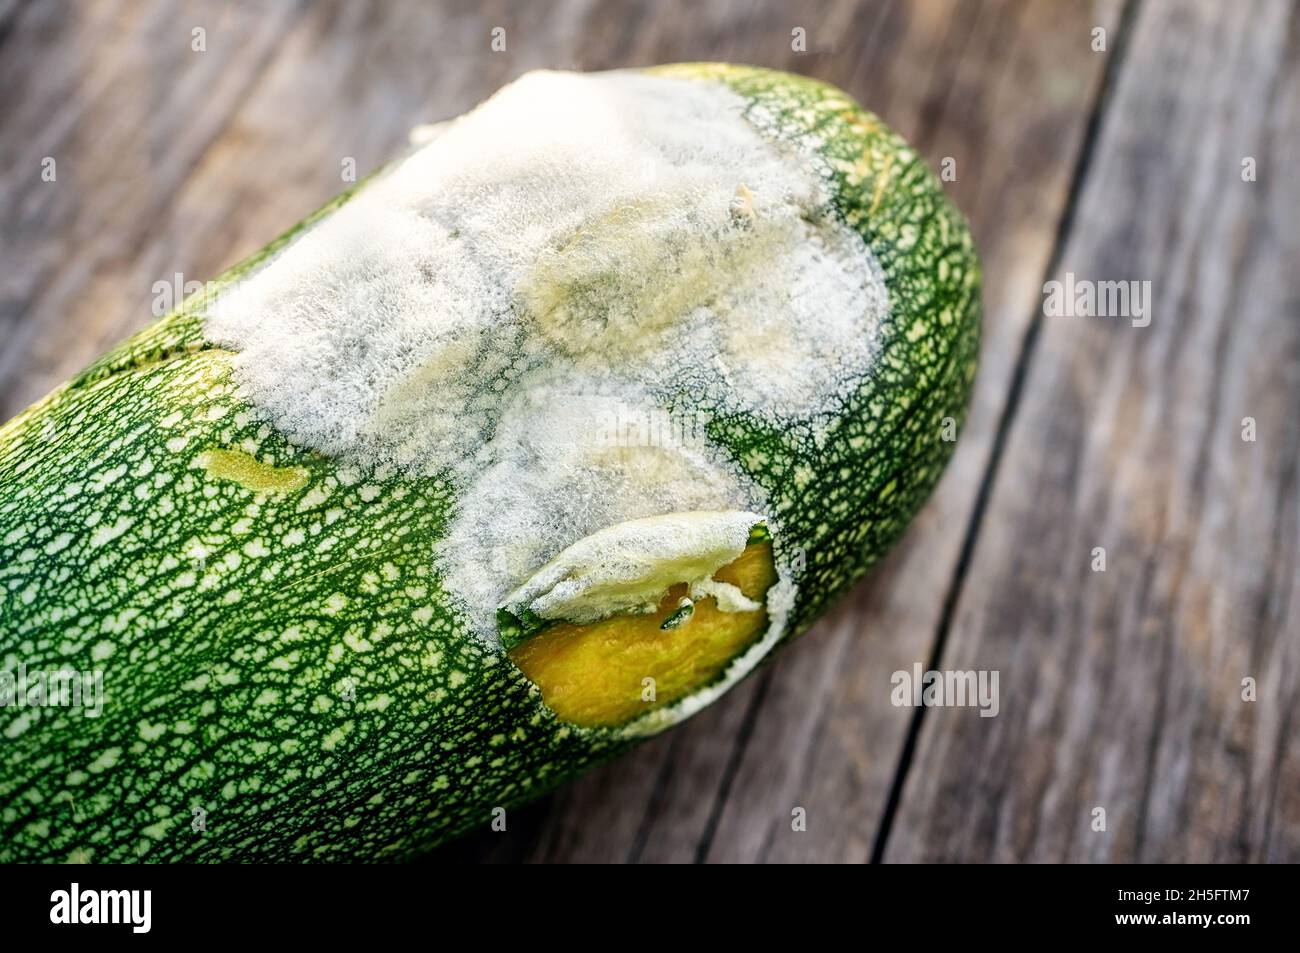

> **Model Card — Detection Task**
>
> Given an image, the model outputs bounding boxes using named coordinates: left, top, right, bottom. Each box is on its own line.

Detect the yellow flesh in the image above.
left=508, top=540, right=777, bottom=727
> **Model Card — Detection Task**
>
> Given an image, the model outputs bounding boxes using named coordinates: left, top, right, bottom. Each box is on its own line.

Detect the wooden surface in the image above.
left=1, top=0, right=1296, bottom=863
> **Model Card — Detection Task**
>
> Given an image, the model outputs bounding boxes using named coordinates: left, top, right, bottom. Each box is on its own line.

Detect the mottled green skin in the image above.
left=0, top=65, right=978, bottom=862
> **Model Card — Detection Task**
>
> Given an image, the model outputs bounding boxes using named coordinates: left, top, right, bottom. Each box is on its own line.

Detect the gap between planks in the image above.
left=867, top=0, right=1145, bottom=864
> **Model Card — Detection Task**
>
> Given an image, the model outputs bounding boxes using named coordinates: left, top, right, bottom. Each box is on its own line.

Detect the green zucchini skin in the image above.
left=0, top=65, right=978, bottom=862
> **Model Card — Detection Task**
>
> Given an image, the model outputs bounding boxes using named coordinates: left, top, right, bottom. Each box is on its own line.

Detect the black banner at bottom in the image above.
left=0, top=862, right=1280, bottom=941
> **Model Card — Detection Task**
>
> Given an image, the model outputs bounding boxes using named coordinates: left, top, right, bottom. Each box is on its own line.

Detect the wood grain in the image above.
left=886, top=0, right=1300, bottom=863
left=0, top=0, right=303, bottom=414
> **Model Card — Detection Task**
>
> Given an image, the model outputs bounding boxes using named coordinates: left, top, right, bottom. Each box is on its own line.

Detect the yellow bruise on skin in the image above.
left=197, top=448, right=309, bottom=494
left=508, top=540, right=778, bottom=727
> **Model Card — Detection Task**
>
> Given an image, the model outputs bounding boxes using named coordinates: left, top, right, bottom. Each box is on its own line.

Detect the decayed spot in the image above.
left=196, top=448, right=309, bottom=494
left=206, top=69, right=893, bottom=646
left=508, top=533, right=779, bottom=727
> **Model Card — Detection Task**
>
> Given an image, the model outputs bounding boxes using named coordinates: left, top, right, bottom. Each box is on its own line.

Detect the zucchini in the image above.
left=0, top=64, right=979, bottom=861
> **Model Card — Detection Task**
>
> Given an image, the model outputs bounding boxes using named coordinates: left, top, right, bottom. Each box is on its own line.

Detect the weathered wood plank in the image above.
left=886, top=0, right=1300, bottom=863
left=425, top=0, right=1125, bottom=862
left=0, top=0, right=305, bottom=416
